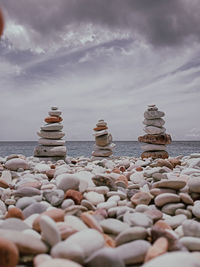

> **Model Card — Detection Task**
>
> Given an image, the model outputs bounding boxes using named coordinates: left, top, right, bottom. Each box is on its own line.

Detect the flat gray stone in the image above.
left=182, top=220, right=200, bottom=237
left=23, top=202, right=48, bottom=218
left=40, top=215, right=61, bottom=247
left=123, top=212, right=153, bottom=228
left=14, top=187, right=41, bottom=197
left=38, top=138, right=65, bottom=146
left=180, top=236, right=200, bottom=251
left=0, top=229, right=48, bottom=254
left=37, top=130, right=65, bottom=139
left=142, top=252, right=200, bottom=267
left=141, top=144, right=167, bottom=151
left=0, top=218, right=30, bottom=231
left=51, top=229, right=105, bottom=264
left=192, top=202, right=200, bottom=219
left=164, top=214, right=187, bottom=229
left=188, top=177, right=200, bottom=193
left=16, top=197, right=37, bottom=210
left=100, top=219, right=130, bottom=235
left=144, top=110, right=165, bottom=120
left=161, top=203, right=185, bottom=215
left=41, top=122, right=63, bottom=131
left=116, top=226, right=148, bottom=246
left=43, top=189, right=64, bottom=206
left=56, top=174, right=80, bottom=192
left=5, top=158, right=29, bottom=171
left=115, top=240, right=151, bottom=265
left=143, top=118, right=165, bottom=128
left=34, top=145, right=66, bottom=157
left=85, top=247, right=125, bottom=267
left=144, top=126, right=166, bottom=135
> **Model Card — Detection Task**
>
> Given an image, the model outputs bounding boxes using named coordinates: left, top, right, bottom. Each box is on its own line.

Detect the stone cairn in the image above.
left=138, top=104, right=172, bottom=159
left=92, top=119, right=115, bottom=157
left=34, top=107, right=67, bottom=159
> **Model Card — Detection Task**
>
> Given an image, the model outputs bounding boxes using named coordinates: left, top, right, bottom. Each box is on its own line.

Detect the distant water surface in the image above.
left=0, top=141, right=199, bottom=158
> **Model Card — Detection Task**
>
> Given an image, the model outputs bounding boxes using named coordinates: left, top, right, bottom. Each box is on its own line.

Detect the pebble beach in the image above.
left=0, top=153, right=200, bottom=267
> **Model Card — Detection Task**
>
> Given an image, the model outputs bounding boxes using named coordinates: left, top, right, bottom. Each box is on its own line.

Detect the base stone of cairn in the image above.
left=34, top=107, right=67, bottom=160
left=92, top=119, right=115, bottom=158
left=138, top=105, right=172, bottom=159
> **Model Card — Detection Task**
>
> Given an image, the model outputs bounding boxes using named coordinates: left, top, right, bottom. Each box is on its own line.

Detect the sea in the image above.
left=0, top=141, right=199, bottom=158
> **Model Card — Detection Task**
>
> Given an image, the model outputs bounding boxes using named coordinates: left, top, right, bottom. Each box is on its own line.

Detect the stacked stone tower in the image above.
left=138, top=105, right=172, bottom=159
left=92, top=119, right=115, bottom=157
left=34, top=107, right=66, bottom=160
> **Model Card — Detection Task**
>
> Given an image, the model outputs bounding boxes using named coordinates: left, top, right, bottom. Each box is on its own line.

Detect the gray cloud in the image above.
left=2, top=0, right=200, bottom=47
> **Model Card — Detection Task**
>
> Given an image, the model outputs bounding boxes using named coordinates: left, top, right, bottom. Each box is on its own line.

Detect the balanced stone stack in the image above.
left=138, top=104, right=172, bottom=159
left=34, top=107, right=67, bottom=160
left=92, top=119, right=115, bottom=157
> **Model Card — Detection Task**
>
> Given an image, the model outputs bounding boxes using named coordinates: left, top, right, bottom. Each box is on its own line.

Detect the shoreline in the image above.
left=0, top=153, right=200, bottom=266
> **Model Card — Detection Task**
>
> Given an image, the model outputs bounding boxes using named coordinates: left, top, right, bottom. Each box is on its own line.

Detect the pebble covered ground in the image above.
left=0, top=153, right=200, bottom=267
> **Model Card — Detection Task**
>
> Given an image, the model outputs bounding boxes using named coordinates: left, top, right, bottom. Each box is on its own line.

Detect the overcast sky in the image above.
left=0, top=0, right=200, bottom=141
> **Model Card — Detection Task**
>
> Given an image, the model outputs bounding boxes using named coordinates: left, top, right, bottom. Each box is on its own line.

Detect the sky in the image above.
left=0, top=0, right=200, bottom=141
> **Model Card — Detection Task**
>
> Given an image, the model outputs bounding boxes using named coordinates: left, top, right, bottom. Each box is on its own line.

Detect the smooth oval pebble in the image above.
left=180, top=237, right=200, bottom=251
left=100, top=218, right=130, bottom=235
left=51, top=229, right=105, bottom=264
left=124, top=212, right=153, bottom=228
left=85, top=247, right=125, bottom=267
left=64, top=215, right=88, bottom=231
left=40, top=215, right=61, bottom=247
left=38, top=258, right=82, bottom=267
left=188, top=177, right=200, bottom=193
left=164, top=214, right=187, bottom=229
left=152, top=180, right=186, bottom=190
left=116, top=226, right=148, bottom=246
left=0, top=229, right=48, bottom=254
left=192, top=202, right=200, bottom=219
left=0, top=237, right=19, bottom=267
left=5, top=158, right=29, bottom=171
left=84, top=192, right=105, bottom=205
left=0, top=218, right=30, bottom=231
left=161, top=203, right=185, bottom=215
left=142, top=252, right=200, bottom=267
left=182, top=220, right=200, bottom=237
left=155, top=193, right=180, bottom=207
left=144, top=237, right=168, bottom=262
left=56, top=174, right=80, bottom=192
left=115, top=240, right=151, bottom=265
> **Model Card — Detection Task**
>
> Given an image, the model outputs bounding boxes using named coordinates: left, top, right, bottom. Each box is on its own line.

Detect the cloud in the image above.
left=2, top=0, right=200, bottom=52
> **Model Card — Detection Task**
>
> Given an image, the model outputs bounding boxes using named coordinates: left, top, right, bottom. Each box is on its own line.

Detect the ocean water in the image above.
left=0, top=141, right=199, bottom=158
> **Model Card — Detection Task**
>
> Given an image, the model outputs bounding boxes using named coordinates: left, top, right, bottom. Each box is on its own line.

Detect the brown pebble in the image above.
left=131, top=192, right=152, bottom=206
left=50, top=164, right=56, bottom=169
left=5, top=207, right=25, bottom=220
left=65, top=189, right=83, bottom=205
left=168, top=158, right=181, bottom=168
left=46, top=169, right=55, bottom=180
left=0, top=237, right=19, bottom=267
left=33, top=208, right=65, bottom=232
left=145, top=237, right=168, bottom=262
left=81, top=212, right=103, bottom=232
left=119, top=166, right=126, bottom=172
left=136, top=167, right=143, bottom=172
left=0, top=179, right=9, bottom=189
left=44, top=116, right=62, bottom=123
left=154, top=220, right=172, bottom=230
left=115, top=175, right=128, bottom=188
left=56, top=222, right=77, bottom=240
